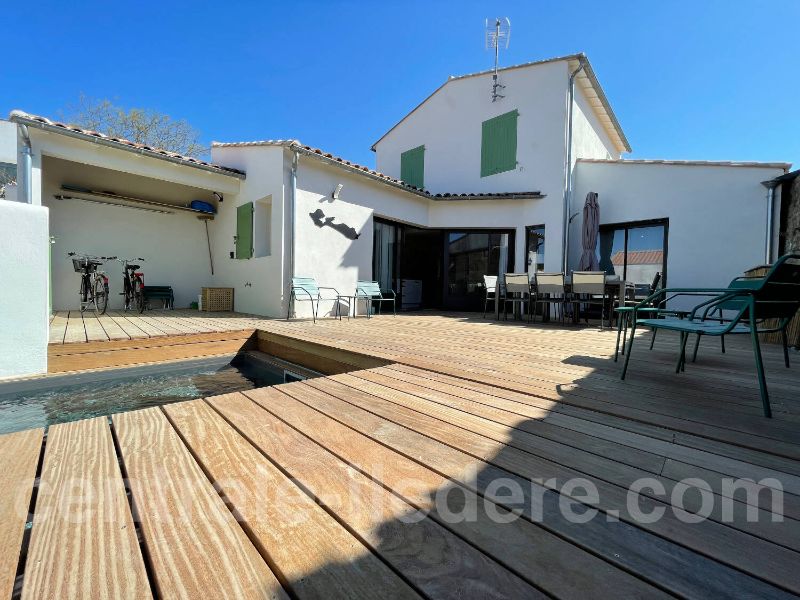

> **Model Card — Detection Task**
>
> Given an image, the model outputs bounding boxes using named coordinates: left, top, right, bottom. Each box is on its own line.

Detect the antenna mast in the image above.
left=485, top=17, right=511, bottom=102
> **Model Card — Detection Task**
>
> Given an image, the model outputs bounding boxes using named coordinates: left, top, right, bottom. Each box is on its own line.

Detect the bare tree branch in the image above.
left=63, top=95, right=205, bottom=157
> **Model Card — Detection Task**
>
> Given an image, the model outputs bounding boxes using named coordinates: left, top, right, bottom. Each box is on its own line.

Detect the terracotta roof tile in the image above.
left=10, top=110, right=245, bottom=177
left=611, top=250, right=664, bottom=265
left=212, top=139, right=542, bottom=200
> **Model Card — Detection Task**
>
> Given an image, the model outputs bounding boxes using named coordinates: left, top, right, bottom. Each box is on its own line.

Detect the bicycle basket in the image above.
left=72, top=258, right=98, bottom=273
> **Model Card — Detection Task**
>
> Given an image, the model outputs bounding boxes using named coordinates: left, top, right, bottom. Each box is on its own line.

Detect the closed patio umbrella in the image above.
left=579, top=192, right=600, bottom=271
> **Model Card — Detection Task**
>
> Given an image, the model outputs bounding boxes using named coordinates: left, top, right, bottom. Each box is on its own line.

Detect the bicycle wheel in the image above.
left=80, top=275, right=89, bottom=312
left=94, top=276, right=109, bottom=315
left=134, top=278, right=145, bottom=313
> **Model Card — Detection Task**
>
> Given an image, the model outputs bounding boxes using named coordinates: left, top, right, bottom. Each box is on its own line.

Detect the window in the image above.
left=598, top=219, right=668, bottom=296
left=481, top=109, right=518, bottom=177
left=253, top=196, right=272, bottom=257
left=525, top=225, right=545, bottom=272
left=400, top=145, right=425, bottom=189
left=235, top=202, right=254, bottom=259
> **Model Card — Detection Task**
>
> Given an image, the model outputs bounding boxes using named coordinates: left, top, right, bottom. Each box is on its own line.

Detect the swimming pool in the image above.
left=0, top=354, right=296, bottom=435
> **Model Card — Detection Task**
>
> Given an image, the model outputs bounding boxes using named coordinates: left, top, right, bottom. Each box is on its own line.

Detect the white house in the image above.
left=0, top=52, right=791, bottom=376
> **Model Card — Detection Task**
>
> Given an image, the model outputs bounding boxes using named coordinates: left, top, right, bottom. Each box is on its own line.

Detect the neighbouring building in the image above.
left=0, top=52, right=792, bottom=376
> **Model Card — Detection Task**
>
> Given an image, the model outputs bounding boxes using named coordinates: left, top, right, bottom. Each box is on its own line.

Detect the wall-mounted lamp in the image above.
left=213, top=192, right=224, bottom=203
left=332, top=183, right=344, bottom=200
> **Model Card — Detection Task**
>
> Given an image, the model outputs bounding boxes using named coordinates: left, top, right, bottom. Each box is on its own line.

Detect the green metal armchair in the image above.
left=620, top=254, right=800, bottom=417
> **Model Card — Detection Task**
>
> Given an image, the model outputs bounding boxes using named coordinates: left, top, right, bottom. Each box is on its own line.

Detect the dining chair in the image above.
left=502, top=273, right=532, bottom=321
left=532, top=272, right=568, bottom=324
left=482, top=275, right=500, bottom=318
left=571, top=271, right=608, bottom=326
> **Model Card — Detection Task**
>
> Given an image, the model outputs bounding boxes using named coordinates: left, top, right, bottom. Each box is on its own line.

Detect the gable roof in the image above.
left=212, top=139, right=544, bottom=201
left=9, top=110, right=245, bottom=179
left=370, top=53, right=631, bottom=154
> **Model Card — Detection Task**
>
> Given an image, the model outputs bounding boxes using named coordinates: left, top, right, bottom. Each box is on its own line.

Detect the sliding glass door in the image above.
left=598, top=219, right=668, bottom=296
left=372, top=220, right=398, bottom=292
left=444, top=231, right=514, bottom=310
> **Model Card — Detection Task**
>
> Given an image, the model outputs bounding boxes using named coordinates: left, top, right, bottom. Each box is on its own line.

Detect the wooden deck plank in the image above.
left=105, top=311, right=153, bottom=339
left=112, top=407, right=286, bottom=600
left=22, top=418, right=149, bottom=599
left=340, top=370, right=800, bottom=551
left=386, top=363, right=800, bottom=473
left=379, top=365, right=800, bottom=515
left=277, top=380, right=790, bottom=599
left=0, top=428, right=43, bottom=600
left=208, top=391, right=545, bottom=600
left=49, top=311, right=69, bottom=344
left=240, top=386, right=672, bottom=599
left=81, top=312, right=110, bottom=342
left=302, top=375, right=800, bottom=595
left=164, top=399, right=422, bottom=600
left=95, top=313, right=131, bottom=340
left=62, top=311, right=87, bottom=344
left=256, top=320, right=800, bottom=456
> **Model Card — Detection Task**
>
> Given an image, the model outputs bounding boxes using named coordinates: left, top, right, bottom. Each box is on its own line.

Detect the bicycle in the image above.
left=118, top=257, right=146, bottom=313
left=68, top=252, right=114, bottom=315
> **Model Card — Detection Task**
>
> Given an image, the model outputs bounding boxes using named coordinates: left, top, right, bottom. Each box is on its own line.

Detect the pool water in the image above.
left=0, top=355, right=286, bottom=435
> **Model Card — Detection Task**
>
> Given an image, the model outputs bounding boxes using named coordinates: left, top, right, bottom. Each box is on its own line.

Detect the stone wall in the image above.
left=784, top=175, right=800, bottom=253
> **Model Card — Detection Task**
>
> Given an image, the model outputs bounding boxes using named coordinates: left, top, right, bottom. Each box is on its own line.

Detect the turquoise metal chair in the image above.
left=287, top=277, right=346, bottom=323
left=620, top=254, right=800, bottom=417
left=355, top=280, right=396, bottom=317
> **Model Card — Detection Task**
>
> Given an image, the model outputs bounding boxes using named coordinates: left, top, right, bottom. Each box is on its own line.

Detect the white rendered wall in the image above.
left=291, top=157, right=550, bottom=317
left=571, top=161, right=784, bottom=299
left=374, top=61, right=569, bottom=198
left=210, top=145, right=287, bottom=317
left=0, top=201, right=49, bottom=377
left=571, top=85, right=619, bottom=162
left=0, top=120, right=16, bottom=164
left=41, top=156, right=237, bottom=310
left=292, top=158, right=429, bottom=318
left=372, top=60, right=607, bottom=272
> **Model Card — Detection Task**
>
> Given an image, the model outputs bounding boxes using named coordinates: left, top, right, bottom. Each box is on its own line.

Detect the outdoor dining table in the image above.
left=537, top=275, right=634, bottom=327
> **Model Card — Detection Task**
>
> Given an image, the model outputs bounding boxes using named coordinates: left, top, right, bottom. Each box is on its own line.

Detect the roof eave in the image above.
left=572, top=56, right=631, bottom=154
left=11, top=112, right=246, bottom=180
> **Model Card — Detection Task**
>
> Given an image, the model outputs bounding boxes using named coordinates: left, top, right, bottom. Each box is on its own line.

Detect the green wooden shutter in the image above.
left=481, top=109, right=518, bottom=177
left=400, top=145, right=425, bottom=189
left=236, top=202, right=253, bottom=259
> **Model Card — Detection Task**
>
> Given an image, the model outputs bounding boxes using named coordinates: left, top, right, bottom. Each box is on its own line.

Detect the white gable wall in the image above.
left=374, top=60, right=569, bottom=197
left=571, top=84, right=619, bottom=162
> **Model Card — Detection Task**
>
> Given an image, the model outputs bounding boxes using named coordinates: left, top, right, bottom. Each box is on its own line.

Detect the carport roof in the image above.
left=212, top=139, right=544, bottom=201
left=9, top=110, right=246, bottom=179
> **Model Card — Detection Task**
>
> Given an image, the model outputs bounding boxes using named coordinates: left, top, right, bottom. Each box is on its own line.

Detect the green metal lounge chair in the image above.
left=620, top=254, right=800, bottom=417
left=287, top=277, right=347, bottom=323
left=614, top=272, right=691, bottom=361
left=355, top=280, right=396, bottom=317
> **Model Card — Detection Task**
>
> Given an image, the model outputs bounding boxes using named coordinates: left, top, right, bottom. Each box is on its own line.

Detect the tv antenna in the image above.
left=485, top=17, right=511, bottom=102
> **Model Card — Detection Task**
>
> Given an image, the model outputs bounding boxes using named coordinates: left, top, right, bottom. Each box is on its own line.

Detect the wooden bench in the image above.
left=143, top=285, right=174, bottom=309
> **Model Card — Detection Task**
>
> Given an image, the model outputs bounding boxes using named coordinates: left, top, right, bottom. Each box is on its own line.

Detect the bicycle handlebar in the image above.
left=67, top=252, right=115, bottom=261
left=117, top=257, right=145, bottom=263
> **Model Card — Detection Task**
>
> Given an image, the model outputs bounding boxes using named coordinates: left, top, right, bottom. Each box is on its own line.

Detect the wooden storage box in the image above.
left=201, top=287, right=234, bottom=312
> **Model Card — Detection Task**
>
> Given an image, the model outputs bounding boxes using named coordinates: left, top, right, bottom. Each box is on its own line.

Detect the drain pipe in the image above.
left=17, top=123, right=33, bottom=204
left=289, top=148, right=299, bottom=279
left=562, top=60, right=585, bottom=273
left=764, top=182, right=776, bottom=264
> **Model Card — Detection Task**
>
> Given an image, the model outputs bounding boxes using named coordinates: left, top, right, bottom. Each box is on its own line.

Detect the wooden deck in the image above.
left=49, top=309, right=269, bottom=344
left=4, top=313, right=800, bottom=598
left=47, top=310, right=270, bottom=373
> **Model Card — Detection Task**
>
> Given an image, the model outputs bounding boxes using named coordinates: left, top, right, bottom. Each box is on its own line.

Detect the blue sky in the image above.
left=4, top=0, right=798, bottom=169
